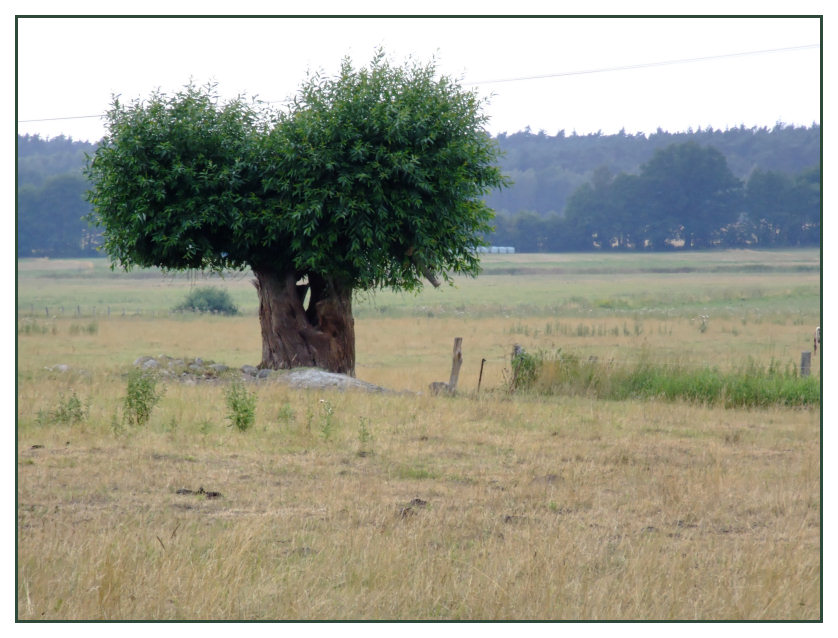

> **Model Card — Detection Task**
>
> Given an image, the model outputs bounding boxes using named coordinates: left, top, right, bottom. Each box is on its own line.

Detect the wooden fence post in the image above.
left=477, top=358, right=487, bottom=393
left=801, top=351, right=811, bottom=377
left=449, top=337, right=463, bottom=391
left=429, top=337, right=463, bottom=396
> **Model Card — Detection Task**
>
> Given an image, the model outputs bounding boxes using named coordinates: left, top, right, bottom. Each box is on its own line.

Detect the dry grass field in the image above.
left=16, top=250, right=821, bottom=620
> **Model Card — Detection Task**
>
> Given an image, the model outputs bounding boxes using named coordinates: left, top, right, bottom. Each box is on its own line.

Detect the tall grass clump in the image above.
left=51, top=391, right=88, bottom=425
left=123, top=369, right=164, bottom=426
left=225, top=381, right=256, bottom=431
left=511, top=350, right=819, bottom=408
left=509, top=348, right=540, bottom=391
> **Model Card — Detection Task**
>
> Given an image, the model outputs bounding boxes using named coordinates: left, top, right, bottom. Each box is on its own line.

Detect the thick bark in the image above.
left=252, top=268, right=355, bottom=376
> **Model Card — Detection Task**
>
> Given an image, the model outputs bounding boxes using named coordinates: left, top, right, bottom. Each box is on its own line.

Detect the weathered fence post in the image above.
left=429, top=337, right=463, bottom=396
left=449, top=337, right=463, bottom=391
left=477, top=358, right=487, bottom=393
left=801, top=351, right=812, bottom=377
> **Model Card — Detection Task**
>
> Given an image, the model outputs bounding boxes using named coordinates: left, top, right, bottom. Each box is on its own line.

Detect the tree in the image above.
left=745, top=166, right=820, bottom=246
left=85, top=53, right=506, bottom=375
left=18, top=173, right=98, bottom=257
left=745, top=168, right=793, bottom=245
left=637, top=142, right=742, bottom=248
left=791, top=166, right=821, bottom=246
left=563, top=167, right=642, bottom=250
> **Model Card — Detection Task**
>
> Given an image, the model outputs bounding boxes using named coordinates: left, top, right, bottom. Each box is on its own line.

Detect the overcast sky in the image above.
left=16, top=14, right=821, bottom=142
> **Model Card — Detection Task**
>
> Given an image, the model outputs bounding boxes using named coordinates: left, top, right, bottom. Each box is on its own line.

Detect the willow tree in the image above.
left=86, top=53, right=506, bottom=375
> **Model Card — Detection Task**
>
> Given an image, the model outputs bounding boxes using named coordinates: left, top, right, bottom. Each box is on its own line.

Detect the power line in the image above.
left=17, top=43, right=819, bottom=125
left=18, top=113, right=103, bottom=123
left=464, top=43, right=819, bottom=85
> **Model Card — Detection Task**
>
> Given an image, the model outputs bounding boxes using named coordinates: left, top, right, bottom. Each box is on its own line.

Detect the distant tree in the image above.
left=745, top=168, right=793, bottom=245
left=791, top=166, right=821, bottom=246
left=17, top=134, right=97, bottom=188
left=482, top=124, right=819, bottom=220
left=636, top=142, right=742, bottom=248
left=561, top=142, right=744, bottom=251
left=746, top=166, right=820, bottom=246
left=608, top=172, right=645, bottom=249
left=86, top=53, right=506, bottom=375
left=563, top=167, right=614, bottom=249
left=509, top=210, right=551, bottom=252
left=17, top=173, right=98, bottom=257
left=563, top=182, right=600, bottom=250
left=563, top=167, right=643, bottom=250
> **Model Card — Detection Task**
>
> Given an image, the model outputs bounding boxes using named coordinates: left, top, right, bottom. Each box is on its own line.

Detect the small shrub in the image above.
left=19, top=320, right=56, bottom=336
left=69, top=322, right=98, bottom=335
left=174, top=287, right=238, bottom=315
left=124, top=369, right=164, bottom=426
left=163, top=415, right=179, bottom=433
left=110, top=411, right=126, bottom=437
left=510, top=349, right=541, bottom=391
left=52, top=392, right=87, bottom=425
left=304, top=405, right=314, bottom=434
left=225, top=381, right=256, bottom=432
left=319, top=399, right=336, bottom=440
left=276, top=402, right=295, bottom=425
left=357, top=416, right=374, bottom=456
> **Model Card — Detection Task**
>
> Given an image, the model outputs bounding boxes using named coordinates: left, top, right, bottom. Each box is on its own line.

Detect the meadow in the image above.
left=16, top=249, right=821, bottom=620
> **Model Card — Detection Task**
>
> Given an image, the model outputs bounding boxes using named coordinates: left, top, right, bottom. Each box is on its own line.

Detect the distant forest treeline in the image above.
left=17, top=124, right=820, bottom=257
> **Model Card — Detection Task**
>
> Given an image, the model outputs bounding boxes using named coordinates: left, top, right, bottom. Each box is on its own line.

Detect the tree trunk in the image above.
left=252, top=268, right=355, bottom=376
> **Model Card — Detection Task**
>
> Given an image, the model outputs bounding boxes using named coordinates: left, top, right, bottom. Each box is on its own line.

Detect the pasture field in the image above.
left=16, top=249, right=821, bottom=620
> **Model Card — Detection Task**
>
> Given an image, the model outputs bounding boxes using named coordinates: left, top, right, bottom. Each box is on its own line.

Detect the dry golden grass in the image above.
left=17, top=313, right=820, bottom=620
left=16, top=251, right=821, bottom=620
left=17, top=385, right=819, bottom=620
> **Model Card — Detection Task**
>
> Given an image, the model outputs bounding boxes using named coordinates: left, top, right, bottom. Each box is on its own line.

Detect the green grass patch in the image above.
left=18, top=250, right=820, bottom=321
left=513, top=350, right=820, bottom=408
left=394, top=465, right=439, bottom=480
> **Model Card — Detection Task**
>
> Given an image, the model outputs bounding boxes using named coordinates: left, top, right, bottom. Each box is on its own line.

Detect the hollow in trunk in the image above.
left=252, top=268, right=355, bottom=376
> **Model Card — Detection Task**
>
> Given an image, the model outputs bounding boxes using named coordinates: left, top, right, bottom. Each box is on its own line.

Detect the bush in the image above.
left=174, top=287, right=238, bottom=315
left=510, top=349, right=540, bottom=390
left=124, top=369, right=164, bottom=426
left=225, top=381, right=256, bottom=432
left=52, top=391, right=87, bottom=424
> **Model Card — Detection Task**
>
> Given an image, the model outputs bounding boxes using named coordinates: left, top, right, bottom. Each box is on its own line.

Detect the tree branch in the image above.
left=406, top=246, right=441, bottom=288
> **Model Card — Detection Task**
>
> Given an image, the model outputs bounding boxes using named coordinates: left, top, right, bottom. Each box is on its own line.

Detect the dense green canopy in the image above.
left=85, top=52, right=507, bottom=291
